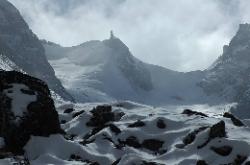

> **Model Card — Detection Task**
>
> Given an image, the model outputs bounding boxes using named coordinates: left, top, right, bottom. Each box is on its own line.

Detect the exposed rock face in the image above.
left=103, top=37, right=153, bottom=91
left=200, top=24, right=250, bottom=100
left=182, top=109, right=208, bottom=117
left=0, top=0, right=73, bottom=101
left=0, top=71, right=62, bottom=154
left=199, top=24, right=250, bottom=118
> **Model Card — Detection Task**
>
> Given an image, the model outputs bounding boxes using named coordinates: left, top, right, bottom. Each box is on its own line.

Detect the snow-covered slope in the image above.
left=9, top=100, right=250, bottom=165
left=43, top=37, right=154, bottom=103
left=43, top=35, right=217, bottom=105
left=0, top=70, right=249, bottom=165
left=0, top=0, right=73, bottom=101
left=0, top=54, right=20, bottom=71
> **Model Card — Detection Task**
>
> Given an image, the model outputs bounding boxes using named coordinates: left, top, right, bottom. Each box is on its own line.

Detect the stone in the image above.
left=109, top=124, right=121, bottom=135
left=210, top=146, right=232, bottom=156
left=182, top=109, right=208, bottom=117
left=196, top=160, right=208, bottom=165
left=198, top=121, right=226, bottom=149
left=156, top=119, right=166, bottom=129
left=141, top=139, right=164, bottom=152
left=72, top=110, right=85, bottom=118
left=128, top=120, right=145, bottom=128
left=223, top=112, right=244, bottom=127
left=0, top=71, right=62, bottom=154
left=183, top=127, right=208, bottom=145
left=64, top=108, right=74, bottom=114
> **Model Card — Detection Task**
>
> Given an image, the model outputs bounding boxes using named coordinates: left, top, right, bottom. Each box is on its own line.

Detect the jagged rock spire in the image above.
left=110, top=30, right=115, bottom=39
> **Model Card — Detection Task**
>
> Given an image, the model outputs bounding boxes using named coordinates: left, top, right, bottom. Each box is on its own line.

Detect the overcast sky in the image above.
left=8, top=0, right=250, bottom=72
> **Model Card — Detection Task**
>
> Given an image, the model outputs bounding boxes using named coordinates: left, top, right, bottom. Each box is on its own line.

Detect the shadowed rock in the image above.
left=196, top=160, right=208, bottom=165
left=182, top=109, right=208, bottom=117
left=0, top=71, right=62, bottom=154
left=157, top=119, right=166, bottom=129
left=183, top=127, right=208, bottom=146
left=128, top=120, right=145, bottom=128
left=210, top=146, right=232, bottom=156
left=223, top=112, right=244, bottom=127
left=198, top=121, right=226, bottom=149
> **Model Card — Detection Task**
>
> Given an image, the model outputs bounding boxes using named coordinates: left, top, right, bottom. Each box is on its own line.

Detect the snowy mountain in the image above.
left=0, top=73, right=248, bottom=165
left=0, top=0, right=73, bottom=101
left=2, top=1, right=250, bottom=164
left=43, top=33, right=218, bottom=105
left=200, top=24, right=250, bottom=118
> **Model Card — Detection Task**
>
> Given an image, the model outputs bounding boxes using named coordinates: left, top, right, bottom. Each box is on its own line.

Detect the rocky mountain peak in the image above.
left=103, top=33, right=130, bottom=55
left=102, top=33, right=153, bottom=91
left=222, top=24, right=250, bottom=58
left=201, top=23, right=250, bottom=102
left=0, top=0, right=74, bottom=101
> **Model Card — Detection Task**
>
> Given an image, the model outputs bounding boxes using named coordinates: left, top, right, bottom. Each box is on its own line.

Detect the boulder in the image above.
left=128, top=120, right=145, bottom=128
left=86, top=105, right=124, bottom=127
left=223, top=112, right=244, bottom=127
left=210, top=146, right=232, bottom=156
left=156, top=119, right=166, bottom=129
left=0, top=71, right=62, bottom=154
left=183, top=127, right=208, bottom=146
left=196, top=160, right=208, bottom=165
left=209, top=120, right=226, bottom=139
left=182, top=109, right=208, bottom=117
left=141, top=139, right=164, bottom=152
left=198, top=121, right=226, bottom=149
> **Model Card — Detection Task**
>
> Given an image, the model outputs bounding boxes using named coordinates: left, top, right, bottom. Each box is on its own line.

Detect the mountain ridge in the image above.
left=43, top=34, right=220, bottom=105
left=0, top=0, right=74, bottom=101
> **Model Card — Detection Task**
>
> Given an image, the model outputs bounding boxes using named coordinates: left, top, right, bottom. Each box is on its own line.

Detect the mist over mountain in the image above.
left=43, top=32, right=221, bottom=105
left=1, top=0, right=250, bottom=164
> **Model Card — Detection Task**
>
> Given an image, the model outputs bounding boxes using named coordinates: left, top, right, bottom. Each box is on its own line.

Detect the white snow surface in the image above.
left=21, top=100, right=250, bottom=165
left=3, top=83, right=37, bottom=121
left=0, top=54, right=20, bottom=71
left=43, top=40, right=222, bottom=106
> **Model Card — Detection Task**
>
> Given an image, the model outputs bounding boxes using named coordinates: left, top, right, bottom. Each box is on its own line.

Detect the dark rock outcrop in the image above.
left=109, top=124, right=121, bottom=135
left=210, top=146, right=232, bottom=156
left=209, top=120, right=226, bottom=139
left=0, top=71, right=62, bottom=154
left=156, top=119, right=166, bottom=129
left=72, top=110, right=85, bottom=118
left=118, top=136, right=165, bottom=153
left=196, top=160, right=208, bottom=165
left=183, top=127, right=208, bottom=146
left=64, top=108, right=74, bottom=114
left=86, top=105, right=124, bottom=127
left=182, top=109, right=208, bottom=117
left=223, top=112, right=244, bottom=127
left=141, top=139, right=164, bottom=152
left=198, top=121, right=226, bottom=149
left=128, top=120, right=145, bottom=128
left=82, top=105, right=125, bottom=142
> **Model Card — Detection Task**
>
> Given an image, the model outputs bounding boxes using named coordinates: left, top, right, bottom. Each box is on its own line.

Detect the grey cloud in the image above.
left=8, top=0, right=250, bottom=72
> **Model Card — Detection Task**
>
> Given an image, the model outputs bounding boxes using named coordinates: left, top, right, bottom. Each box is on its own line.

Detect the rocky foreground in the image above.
left=0, top=71, right=250, bottom=165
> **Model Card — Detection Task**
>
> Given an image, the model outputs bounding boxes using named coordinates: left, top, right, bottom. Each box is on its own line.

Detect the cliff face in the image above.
left=0, top=0, right=74, bottom=101
left=200, top=24, right=250, bottom=101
